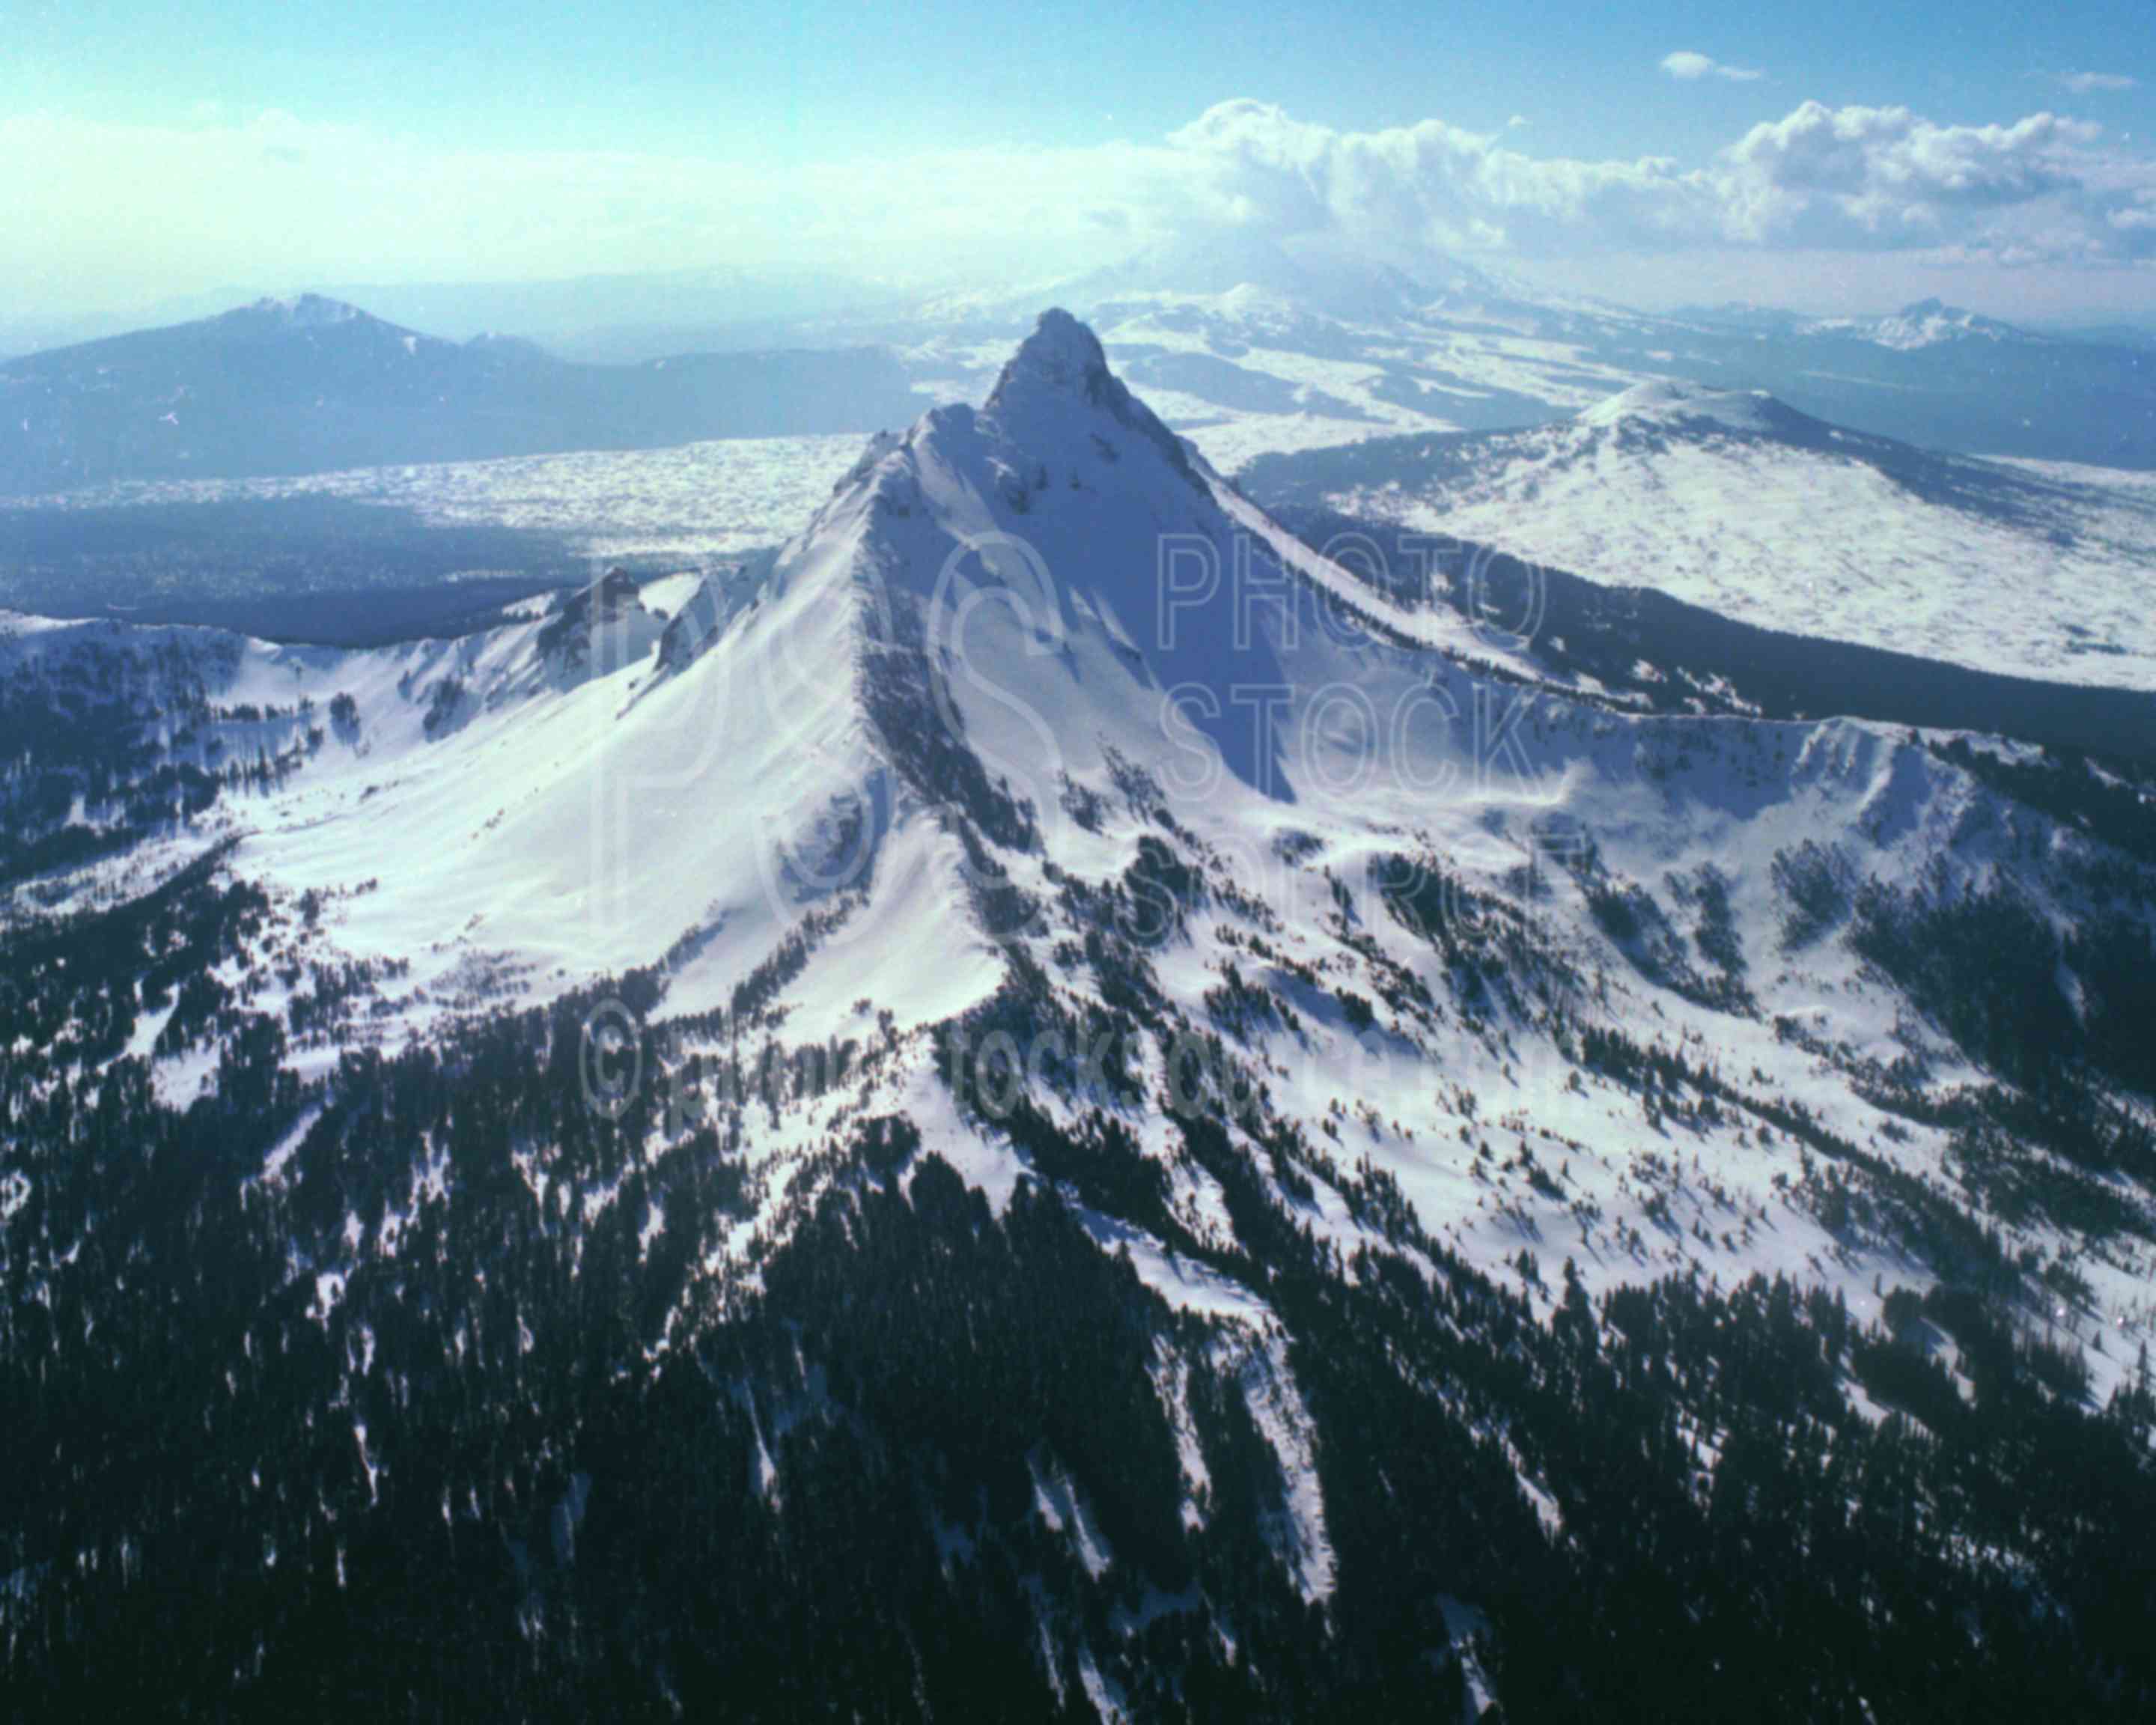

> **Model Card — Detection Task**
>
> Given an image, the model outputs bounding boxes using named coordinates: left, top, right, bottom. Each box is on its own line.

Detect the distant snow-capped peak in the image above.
left=1806, top=297, right=2039, bottom=352
left=1576, top=378, right=1788, bottom=434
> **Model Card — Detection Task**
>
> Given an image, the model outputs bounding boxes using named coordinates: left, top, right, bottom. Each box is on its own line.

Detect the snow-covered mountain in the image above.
left=9, top=311, right=2156, bottom=1716
left=0, top=295, right=922, bottom=494
left=11, top=306, right=2156, bottom=1360
left=12, top=264, right=2154, bottom=516
left=1243, top=378, right=2156, bottom=692
left=1800, top=296, right=2044, bottom=352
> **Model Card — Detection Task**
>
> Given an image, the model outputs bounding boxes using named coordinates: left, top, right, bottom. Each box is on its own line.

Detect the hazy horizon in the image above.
left=6, top=1, right=2152, bottom=338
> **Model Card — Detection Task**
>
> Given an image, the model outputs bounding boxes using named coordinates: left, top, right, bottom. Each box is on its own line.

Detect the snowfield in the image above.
left=13, top=433, right=873, bottom=565
left=1263, top=379, right=2156, bottom=692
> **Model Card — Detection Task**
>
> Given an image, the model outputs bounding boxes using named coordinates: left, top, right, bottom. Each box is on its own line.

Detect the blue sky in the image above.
left=3, top=0, right=2150, bottom=318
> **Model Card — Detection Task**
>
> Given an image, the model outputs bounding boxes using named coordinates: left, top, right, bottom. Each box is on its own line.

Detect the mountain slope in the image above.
left=1243, top=379, right=2156, bottom=691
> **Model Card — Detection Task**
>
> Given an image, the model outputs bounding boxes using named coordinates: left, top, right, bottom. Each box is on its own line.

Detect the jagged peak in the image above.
left=976, top=308, right=1203, bottom=488
left=985, top=308, right=1115, bottom=412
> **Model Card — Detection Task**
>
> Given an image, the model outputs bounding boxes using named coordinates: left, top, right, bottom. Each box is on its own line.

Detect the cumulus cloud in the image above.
left=1662, top=51, right=1764, bottom=83
left=1162, top=97, right=2156, bottom=267
left=2056, top=71, right=2138, bottom=94
left=1163, top=100, right=1714, bottom=260
left=1713, top=101, right=2143, bottom=258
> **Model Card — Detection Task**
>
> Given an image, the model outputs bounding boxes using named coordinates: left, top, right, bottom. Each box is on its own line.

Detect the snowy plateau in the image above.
left=18, top=432, right=871, bottom=568
left=1242, top=380, right=2156, bottom=692
left=8, top=309, right=2156, bottom=1720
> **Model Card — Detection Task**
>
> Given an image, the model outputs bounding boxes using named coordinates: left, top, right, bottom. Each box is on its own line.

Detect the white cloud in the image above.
left=1163, top=97, right=2156, bottom=267
left=2056, top=71, right=2138, bottom=94
left=1661, top=51, right=1765, bottom=84
left=1712, top=100, right=2146, bottom=260
left=1163, top=100, right=1715, bottom=260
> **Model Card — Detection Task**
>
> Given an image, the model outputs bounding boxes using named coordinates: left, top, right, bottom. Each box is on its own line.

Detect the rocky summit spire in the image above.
left=984, top=307, right=1115, bottom=413
left=981, top=308, right=1202, bottom=487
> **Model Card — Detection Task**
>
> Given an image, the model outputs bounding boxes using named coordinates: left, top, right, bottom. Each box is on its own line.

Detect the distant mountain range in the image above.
left=889, top=243, right=2156, bottom=472
left=1666, top=296, right=2038, bottom=350
left=6, top=251, right=2154, bottom=501
left=0, top=295, right=925, bottom=496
